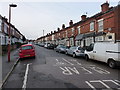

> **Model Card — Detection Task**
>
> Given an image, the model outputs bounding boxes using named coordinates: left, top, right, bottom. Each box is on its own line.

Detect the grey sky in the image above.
left=0, top=0, right=119, bottom=40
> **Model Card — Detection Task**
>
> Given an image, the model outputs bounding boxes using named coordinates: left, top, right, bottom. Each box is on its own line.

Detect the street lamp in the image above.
left=8, top=4, right=17, bottom=62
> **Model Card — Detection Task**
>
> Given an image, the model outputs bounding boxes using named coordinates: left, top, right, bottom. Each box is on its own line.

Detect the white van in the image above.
left=85, top=42, right=120, bottom=68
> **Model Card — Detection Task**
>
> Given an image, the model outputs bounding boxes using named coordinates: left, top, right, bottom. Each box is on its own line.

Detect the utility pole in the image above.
left=8, top=4, right=17, bottom=62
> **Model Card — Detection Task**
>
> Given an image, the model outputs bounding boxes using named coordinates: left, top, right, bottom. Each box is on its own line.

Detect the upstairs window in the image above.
left=90, top=21, right=94, bottom=31
left=77, top=26, right=81, bottom=34
left=98, top=19, right=103, bottom=31
left=4, top=23, right=8, bottom=33
left=72, top=28, right=75, bottom=33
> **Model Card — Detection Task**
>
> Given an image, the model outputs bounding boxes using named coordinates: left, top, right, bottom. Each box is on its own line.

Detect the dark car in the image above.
left=47, top=44, right=56, bottom=49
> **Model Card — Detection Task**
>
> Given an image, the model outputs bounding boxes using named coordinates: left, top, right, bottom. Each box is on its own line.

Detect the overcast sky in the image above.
left=0, top=0, right=119, bottom=40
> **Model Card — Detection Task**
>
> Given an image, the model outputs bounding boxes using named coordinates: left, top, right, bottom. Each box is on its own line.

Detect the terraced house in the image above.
left=36, top=2, right=120, bottom=47
left=0, top=14, right=26, bottom=46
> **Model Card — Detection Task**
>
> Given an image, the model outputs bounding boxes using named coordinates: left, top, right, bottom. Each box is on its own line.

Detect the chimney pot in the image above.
left=69, top=20, right=73, bottom=26
left=81, top=15, right=87, bottom=21
left=57, top=28, right=60, bottom=31
left=62, top=24, right=65, bottom=29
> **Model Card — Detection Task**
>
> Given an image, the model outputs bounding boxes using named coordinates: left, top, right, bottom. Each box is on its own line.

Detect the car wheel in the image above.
left=108, top=60, right=116, bottom=68
left=85, top=55, right=89, bottom=61
left=73, top=53, right=76, bottom=58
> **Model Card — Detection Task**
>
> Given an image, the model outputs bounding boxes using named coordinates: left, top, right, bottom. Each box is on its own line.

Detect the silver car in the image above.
left=66, top=46, right=85, bottom=58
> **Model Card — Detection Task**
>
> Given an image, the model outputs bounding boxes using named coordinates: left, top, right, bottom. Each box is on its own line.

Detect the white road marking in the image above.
left=62, top=58, right=74, bottom=65
left=115, top=80, right=120, bottom=83
left=60, top=67, right=72, bottom=75
left=80, top=67, right=92, bottom=74
left=90, top=80, right=110, bottom=89
left=68, top=67, right=80, bottom=74
left=59, top=67, right=80, bottom=75
left=102, top=80, right=120, bottom=86
left=89, top=66, right=110, bottom=74
left=54, top=59, right=66, bottom=66
left=76, top=62, right=81, bottom=65
left=85, top=81, right=96, bottom=90
left=56, top=59, right=59, bottom=62
left=96, top=67, right=110, bottom=74
left=22, top=64, right=30, bottom=90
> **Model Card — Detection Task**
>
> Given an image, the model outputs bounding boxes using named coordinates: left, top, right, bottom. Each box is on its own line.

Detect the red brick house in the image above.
left=36, top=2, right=120, bottom=47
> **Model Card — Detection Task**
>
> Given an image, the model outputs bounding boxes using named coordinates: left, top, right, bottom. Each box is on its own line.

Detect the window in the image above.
left=98, top=19, right=103, bottom=31
left=72, top=28, right=74, bottom=32
left=4, top=23, right=8, bottom=33
left=72, top=28, right=75, bottom=36
left=21, top=46, right=33, bottom=50
left=90, top=22, right=94, bottom=31
left=77, top=26, right=80, bottom=34
left=95, top=36, right=104, bottom=41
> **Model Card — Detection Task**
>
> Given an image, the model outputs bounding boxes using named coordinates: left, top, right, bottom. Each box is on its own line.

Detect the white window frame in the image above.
left=72, top=28, right=75, bottom=36
left=90, top=21, right=94, bottom=31
left=98, top=19, right=103, bottom=32
left=77, top=26, right=81, bottom=34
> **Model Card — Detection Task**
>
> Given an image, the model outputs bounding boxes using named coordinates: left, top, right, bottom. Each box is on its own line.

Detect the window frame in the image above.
left=98, top=19, right=104, bottom=32
left=90, top=21, right=94, bottom=31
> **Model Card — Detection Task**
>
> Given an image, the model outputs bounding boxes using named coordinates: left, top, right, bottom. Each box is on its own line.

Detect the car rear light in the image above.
left=19, top=50, right=22, bottom=53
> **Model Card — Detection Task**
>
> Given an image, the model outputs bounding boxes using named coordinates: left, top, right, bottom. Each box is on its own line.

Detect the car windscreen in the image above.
left=21, top=46, right=33, bottom=50
left=78, top=47, right=84, bottom=50
left=61, top=46, right=66, bottom=48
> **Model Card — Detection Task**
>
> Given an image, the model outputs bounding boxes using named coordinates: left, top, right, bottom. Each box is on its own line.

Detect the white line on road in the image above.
left=80, top=67, right=92, bottom=74
left=62, top=58, right=74, bottom=65
left=102, top=80, right=120, bottom=86
left=85, top=81, right=96, bottom=90
left=22, top=64, right=30, bottom=90
left=115, top=80, right=120, bottom=83
left=55, top=59, right=59, bottom=62
left=90, top=80, right=110, bottom=89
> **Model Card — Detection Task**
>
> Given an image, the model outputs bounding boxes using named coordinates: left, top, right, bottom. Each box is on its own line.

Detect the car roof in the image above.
left=21, top=44, right=33, bottom=47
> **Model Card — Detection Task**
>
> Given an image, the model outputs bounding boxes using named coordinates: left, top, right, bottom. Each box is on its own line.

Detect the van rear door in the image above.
left=93, top=43, right=106, bottom=62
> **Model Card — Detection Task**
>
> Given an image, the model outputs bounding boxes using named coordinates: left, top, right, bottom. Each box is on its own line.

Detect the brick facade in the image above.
left=36, top=2, right=120, bottom=47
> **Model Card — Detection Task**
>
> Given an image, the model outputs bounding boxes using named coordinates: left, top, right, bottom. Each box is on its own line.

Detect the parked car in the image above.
left=85, top=42, right=120, bottom=68
left=39, top=43, right=45, bottom=47
left=55, top=44, right=66, bottom=53
left=47, top=44, right=57, bottom=49
left=44, top=43, right=50, bottom=48
left=66, top=46, right=85, bottom=58
left=19, top=44, right=36, bottom=59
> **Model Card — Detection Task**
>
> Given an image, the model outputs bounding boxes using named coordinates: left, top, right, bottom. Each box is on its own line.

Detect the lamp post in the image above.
left=8, top=4, right=17, bottom=62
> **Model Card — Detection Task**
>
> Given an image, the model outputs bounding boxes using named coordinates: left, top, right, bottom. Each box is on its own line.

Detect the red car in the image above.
left=19, top=44, right=36, bottom=59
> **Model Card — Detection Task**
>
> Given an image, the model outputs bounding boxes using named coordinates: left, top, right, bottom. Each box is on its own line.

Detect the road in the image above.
left=3, top=45, right=120, bottom=89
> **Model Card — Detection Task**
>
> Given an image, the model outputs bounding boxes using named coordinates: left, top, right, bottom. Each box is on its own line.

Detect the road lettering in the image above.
left=60, top=67, right=79, bottom=75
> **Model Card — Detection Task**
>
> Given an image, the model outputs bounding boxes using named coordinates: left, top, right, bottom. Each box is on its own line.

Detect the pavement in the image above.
left=0, top=48, right=20, bottom=88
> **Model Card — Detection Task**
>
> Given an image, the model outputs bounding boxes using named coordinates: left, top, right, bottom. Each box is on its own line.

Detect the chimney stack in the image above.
left=57, top=28, right=60, bottom=31
left=101, top=2, right=109, bottom=12
left=69, top=20, right=73, bottom=26
left=62, top=24, right=65, bottom=29
left=81, top=15, right=87, bottom=21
